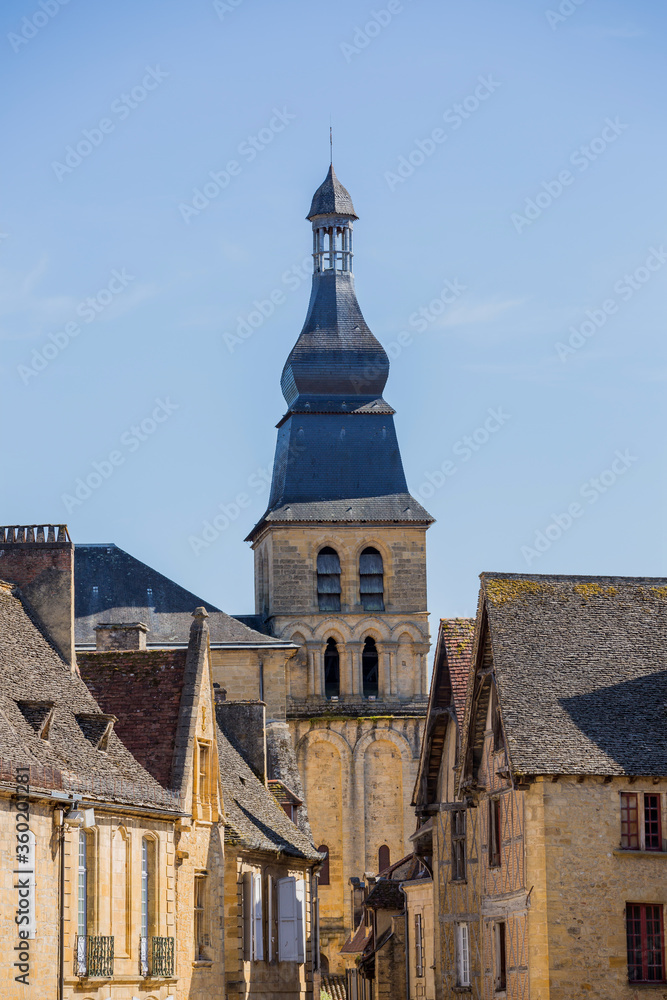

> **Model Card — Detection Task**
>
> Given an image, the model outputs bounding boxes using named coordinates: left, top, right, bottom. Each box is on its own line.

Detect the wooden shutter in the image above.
left=278, top=877, right=299, bottom=961
left=267, top=875, right=274, bottom=962
left=253, top=873, right=264, bottom=961
left=295, top=878, right=306, bottom=963
left=242, top=872, right=253, bottom=961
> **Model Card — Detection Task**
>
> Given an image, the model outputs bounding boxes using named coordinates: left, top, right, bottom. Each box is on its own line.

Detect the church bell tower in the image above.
left=246, top=163, right=433, bottom=968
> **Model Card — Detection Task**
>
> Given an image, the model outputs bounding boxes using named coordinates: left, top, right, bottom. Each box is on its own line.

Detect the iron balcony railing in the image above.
left=140, top=935, right=175, bottom=978
left=75, top=935, right=114, bottom=977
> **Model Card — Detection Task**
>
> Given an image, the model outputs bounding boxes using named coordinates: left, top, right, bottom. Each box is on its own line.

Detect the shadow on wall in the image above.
left=560, top=670, right=667, bottom=774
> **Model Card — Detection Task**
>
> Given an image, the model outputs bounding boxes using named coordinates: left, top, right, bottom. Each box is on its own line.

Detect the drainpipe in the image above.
left=57, top=804, right=72, bottom=1000
left=398, top=883, right=410, bottom=1000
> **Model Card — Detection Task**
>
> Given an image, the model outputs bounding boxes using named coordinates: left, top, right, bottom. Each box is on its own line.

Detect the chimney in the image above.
left=94, top=622, right=148, bottom=651
left=215, top=697, right=267, bottom=784
left=0, top=525, right=75, bottom=667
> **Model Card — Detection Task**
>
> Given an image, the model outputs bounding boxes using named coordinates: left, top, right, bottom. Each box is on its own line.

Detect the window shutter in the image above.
left=278, top=877, right=299, bottom=961
left=267, top=875, right=274, bottom=962
left=295, top=878, right=306, bottom=963
left=253, top=873, right=264, bottom=961
left=242, top=872, right=253, bottom=961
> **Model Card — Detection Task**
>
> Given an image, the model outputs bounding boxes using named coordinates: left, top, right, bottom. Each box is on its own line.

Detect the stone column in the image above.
left=347, top=642, right=361, bottom=699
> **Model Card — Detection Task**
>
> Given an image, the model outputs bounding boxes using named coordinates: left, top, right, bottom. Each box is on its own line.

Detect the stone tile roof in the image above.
left=307, top=164, right=357, bottom=220
left=216, top=725, right=321, bottom=861
left=364, top=878, right=404, bottom=910
left=74, top=544, right=284, bottom=646
left=438, top=618, right=475, bottom=723
left=0, top=580, right=179, bottom=811
left=78, top=649, right=187, bottom=788
left=248, top=493, right=434, bottom=539
left=479, top=573, right=667, bottom=776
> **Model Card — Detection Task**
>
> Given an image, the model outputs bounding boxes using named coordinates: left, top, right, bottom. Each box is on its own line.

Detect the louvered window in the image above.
left=457, top=922, right=471, bottom=987
left=317, top=548, right=341, bottom=612
left=378, top=845, right=390, bottom=873
left=324, top=638, right=340, bottom=698
left=362, top=638, right=379, bottom=698
left=359, top=547, right=384, bottom=611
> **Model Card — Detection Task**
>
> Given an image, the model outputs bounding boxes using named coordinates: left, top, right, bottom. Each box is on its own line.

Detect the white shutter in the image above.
left=267, top=875, right=274, bottom=962
left=295, top=878, right=306, bottom=963
left=457, top=922, right=470, bottom=986
left=277, top=877, right=299, bottom=961
left=242, top=872, right=253, bottom=961
left=253, top=873, right=264, bottom=961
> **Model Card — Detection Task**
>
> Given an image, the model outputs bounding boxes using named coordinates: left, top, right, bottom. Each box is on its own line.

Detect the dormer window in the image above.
left=359, top=548, right=384, bottom=611
left=317, top=548, right=341, bottom=612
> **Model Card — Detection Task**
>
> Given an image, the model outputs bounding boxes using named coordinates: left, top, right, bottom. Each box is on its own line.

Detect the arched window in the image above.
left=317, top=547, right=341, bottom=612
left=378, top=844, right=391, bottom=873
left=359, top=547, right=384, bottom=611
left=362, top=637, right=379, bottom=698
left=318, top=845, right=330, bottom=885
left=324, top=638, right=340, bottom=698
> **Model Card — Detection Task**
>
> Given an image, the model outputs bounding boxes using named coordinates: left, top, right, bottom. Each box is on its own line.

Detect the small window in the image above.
left=491, top=688, right=504, bottom=752
left=494, top=921, right=507, bottom=991
left=451, top=809, right=466, bottom=881
left=317, top=548, right=341, bottom=612
left=645, top=794, right=662, bottom=851
left=141, top=837, right=156, bottom=939
left=489, top=798, right=501, bottom=868
left=77, top=831, right=88, bottom=938
left=359, top=547, right=384, bottom=611
left=627, top=903, right=665, bottom=982
left=621, top=792, right=663, bottom=851
left=621, top=792, right=639, bottom=849
left=324, top=638, right=340, bottom=699
left=318, top=845, right=330, bottom=886
left=362, top=638, right=379, bottom=698
left=414, top=913, right=424, bottom=978
left=378, top=845, right=390, bottom=873
left=457, top=922, right=471, bottom=987
left=194, top=873, right=209, bottom=960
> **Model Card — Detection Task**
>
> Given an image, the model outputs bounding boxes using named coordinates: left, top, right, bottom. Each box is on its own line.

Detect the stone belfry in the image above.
left=246, top=164, right=433, bottom=969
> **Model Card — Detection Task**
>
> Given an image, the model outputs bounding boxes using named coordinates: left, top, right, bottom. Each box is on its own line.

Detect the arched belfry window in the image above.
left=317, top=547, right=341, bottom=612
left=360, top=547, right=384, bottom=611
left=324, top=638, right=340, bottom=699
left=362, top=637, right=379, bottom=698
left=378, top=845, right=391, bottom=873
left=318, top=845, right=330, bottom=885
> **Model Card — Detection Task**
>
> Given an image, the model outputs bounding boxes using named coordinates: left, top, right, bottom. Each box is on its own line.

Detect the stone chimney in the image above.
left=215, top=697, right=267, bottom=784
left=0, top=525, right=75, bottom=667
left=94, top=622, right=148, bottom=651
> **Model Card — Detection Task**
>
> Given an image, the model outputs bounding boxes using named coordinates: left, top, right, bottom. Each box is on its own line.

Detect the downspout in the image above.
left=399, top=883, right=410, bottom=1000
left=58, top=804, right=73, bottom=1000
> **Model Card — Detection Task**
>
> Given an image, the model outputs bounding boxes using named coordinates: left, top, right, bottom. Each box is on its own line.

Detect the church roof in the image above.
left=307, top=164, right=357, bottom=220
left=74, top=544, right=286, bottom=647
left=249, top=494, right=433, bottom=539
left=466, top=573, right=667, bottom=777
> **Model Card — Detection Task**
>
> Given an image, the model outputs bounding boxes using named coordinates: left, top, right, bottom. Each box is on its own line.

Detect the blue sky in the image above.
left=1, top=0, right=665, bottom=624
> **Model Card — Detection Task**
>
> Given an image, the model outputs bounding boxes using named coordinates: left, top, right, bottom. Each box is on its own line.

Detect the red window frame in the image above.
left=626, top=903, right=666, bottom=982
left=644, top=794, right=663, bottom=851
left=621, top=792, right=639, bottom=849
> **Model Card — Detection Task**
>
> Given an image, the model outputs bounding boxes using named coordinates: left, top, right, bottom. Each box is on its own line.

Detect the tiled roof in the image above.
left=307, top=164, right=357, bottom=220
left=438, top=618, right=475, bottom=723
left=74, top=544, right=283, bottom=646
left=364, top=879, right=404, bottom=910
left=248, top=494, right=433, bottom=539
left=216, top=724, right=320, bottom=861
left=479, top=573, right=667, bottom=776
left=0, top=580, right=179, bottom=811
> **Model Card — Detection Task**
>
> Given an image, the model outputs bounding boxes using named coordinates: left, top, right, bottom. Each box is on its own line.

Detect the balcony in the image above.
left=75, top=935, right=114, bottom=977
left=140, top=935, right=175, bottom=978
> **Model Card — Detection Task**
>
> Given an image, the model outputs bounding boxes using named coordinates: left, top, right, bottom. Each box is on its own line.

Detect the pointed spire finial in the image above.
left=330, top=119, right=333, bottom=165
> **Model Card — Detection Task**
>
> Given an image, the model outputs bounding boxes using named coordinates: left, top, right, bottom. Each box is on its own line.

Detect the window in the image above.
left=324, top=639, right=340, bottom=699
left=489, top=798, right=501, bottom=868
left=362, top=638, right=379, bottom=698
left=378, top=845, right=390, bottom=873
left=318, top=845, right=330, bottom=886
left=194, top=874, right=209, bottom=961
left=359, top=547, right=384, bottom=611
left=494, top=921, right=507, bottom=991
left=78, top=831, right=88, bottom=938
left=491, top=688, right=504, bottom=752
left=451, top=809, right=466, bottom=881
left=196, top=741, right=212, bottom=820
left=278, top=876, right=305, bottom=963
left=317, top=548, right=341, bottom=612
left=456, top=922, right=471, bottom=987
left=414, top=913, right=424, bottom=977
left=621, top=792, right=663, bottom=851
left=626, top=904, right=665, bottom=982
left=140, top=838, right=156, bottom=976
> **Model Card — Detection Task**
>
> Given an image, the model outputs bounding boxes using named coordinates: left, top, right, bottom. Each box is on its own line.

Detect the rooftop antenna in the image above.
left=330, top=118, right=333, bottom=165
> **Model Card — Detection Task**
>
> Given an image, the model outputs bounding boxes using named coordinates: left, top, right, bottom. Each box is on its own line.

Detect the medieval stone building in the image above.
left=243, top=165, right=433, bottom=969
